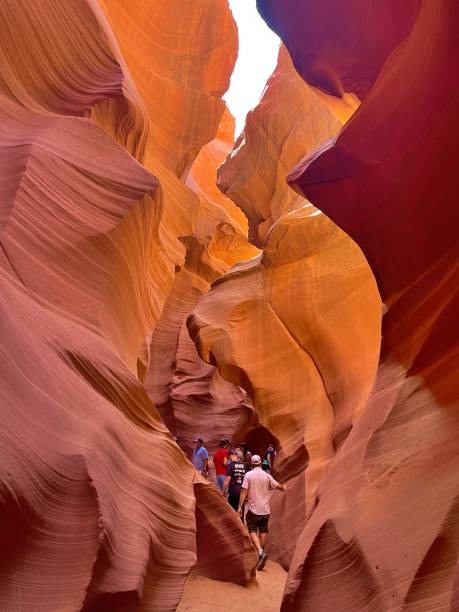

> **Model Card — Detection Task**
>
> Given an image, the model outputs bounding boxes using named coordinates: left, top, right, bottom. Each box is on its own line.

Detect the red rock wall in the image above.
left=188, top=47, right=382, bottom=568
left=190, top=0, right=458, bottom=608
left=2, top=0, right=457, bottom=609
left=256, top=0, right=421, bottom=100
left=0, top=1, right=256, bottom=609
left=271, top=1, right=458, bottom=610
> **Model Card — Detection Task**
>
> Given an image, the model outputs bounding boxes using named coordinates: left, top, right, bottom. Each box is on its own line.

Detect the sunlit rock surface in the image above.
left=145, top=108, right=258, bottom=456
left=217, top=46, right=343, bottom=247
left=0, top=1, right=256, bottom=610
left=262, top=0, right=459, bottom=610
left=189, top=47, right=382, bottom=567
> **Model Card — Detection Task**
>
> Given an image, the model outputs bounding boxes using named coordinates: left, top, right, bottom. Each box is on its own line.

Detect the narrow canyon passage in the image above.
left=0, top=1, right=457, bottom=612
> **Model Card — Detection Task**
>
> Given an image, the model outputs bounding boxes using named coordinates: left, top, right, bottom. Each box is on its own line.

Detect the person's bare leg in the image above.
left=256, top=532, right=269, bottom=570
left=249, top=531, right=262, bottom=555
left=260, top=533, right=267, bottom=550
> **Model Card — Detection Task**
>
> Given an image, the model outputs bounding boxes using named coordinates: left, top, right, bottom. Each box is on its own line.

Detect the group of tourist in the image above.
left=191, top=437, right=286, bottom=571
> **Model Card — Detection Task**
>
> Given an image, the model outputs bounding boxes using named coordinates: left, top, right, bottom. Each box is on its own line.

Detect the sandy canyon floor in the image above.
left=178, top=561, right=287, bottom=611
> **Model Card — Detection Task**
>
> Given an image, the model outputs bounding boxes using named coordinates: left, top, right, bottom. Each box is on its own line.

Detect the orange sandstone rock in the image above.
left=146, top=109, right=258, bottom=460
left=0, top=1, right=256, bottom=609
left=96, top=0, right=241, bottom=374
left=188, top=47, right=381, bottom=568
left=262, top=0, right=459, bottom=610
left=217, top=46, right=343, bottom=247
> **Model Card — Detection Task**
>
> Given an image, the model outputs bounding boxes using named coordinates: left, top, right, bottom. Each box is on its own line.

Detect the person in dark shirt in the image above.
left=239, top=442, right=252, bottom=471
left=262, top=443, right=276, bottom=474
left=222, top=448, right=246, bottom=514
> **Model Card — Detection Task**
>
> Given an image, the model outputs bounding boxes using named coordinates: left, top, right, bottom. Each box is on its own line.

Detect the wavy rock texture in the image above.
left=189, top=47, right=382, bottom=567
left=97, top=0, right=241, bottom=376
left=145, top=109, right=259, bottom=457
left=190, top=0, right=458, bottom=607
left=257, top=0, right=421, bottom=126
left=0, top=1, right=256, bottom=610
left=2, top=0, right=457, bottom=610
left=265, top=0, right=459, bottom=610
left=217, top=46, right=344, bottom=247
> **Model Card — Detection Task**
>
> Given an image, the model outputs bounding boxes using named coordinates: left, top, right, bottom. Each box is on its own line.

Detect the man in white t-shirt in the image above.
left=238, top=454, right=286, bottom=570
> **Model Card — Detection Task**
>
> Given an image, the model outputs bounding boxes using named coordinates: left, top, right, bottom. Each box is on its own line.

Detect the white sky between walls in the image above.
left=224, top=0, right=281, bottom=136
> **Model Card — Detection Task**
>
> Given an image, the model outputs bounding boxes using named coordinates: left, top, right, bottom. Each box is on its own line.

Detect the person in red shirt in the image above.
left=214, top=439, right=229, bottom=492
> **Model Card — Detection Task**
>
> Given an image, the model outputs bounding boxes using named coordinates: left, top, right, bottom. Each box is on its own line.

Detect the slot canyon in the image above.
left=0, top=1, right=457, bottom=611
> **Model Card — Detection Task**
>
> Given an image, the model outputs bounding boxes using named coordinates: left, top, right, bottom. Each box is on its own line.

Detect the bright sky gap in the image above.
left=224, top=0, right=281, bottom=136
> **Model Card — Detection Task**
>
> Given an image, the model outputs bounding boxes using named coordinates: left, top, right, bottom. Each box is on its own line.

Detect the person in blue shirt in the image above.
left=192, top=437, right=209, bottom=477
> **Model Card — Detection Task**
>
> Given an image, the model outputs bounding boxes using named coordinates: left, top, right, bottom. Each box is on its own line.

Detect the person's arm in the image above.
left=222, top=475, right=231, bottom=496
left=223, top=463, right=232, bottom=496
left=268, top=474, right=286, bottom=492
left=238, top=474, right=249, bottom=515
left=238, top=488, right=247, bottom=516
left=203, top=448, right=209, bottom=475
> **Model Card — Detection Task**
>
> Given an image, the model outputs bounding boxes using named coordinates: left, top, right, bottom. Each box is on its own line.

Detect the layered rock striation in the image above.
left=283, top=1, right=459, bottom=609
left=189, top=47, right=382, bottom=567
left=0, top=1, right=256, bottom=610
left=191, top=1, right=458, bottom=610
left=145, top=110, right=258, bottom=455
left=1, top=0, right=457, bottom=610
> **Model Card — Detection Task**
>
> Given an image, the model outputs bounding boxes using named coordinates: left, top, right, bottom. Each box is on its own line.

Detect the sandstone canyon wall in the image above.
left=190, top=1, right=458, bottom=610
left=282, top=2, right=459, bottom=609
left=189, top=43, right=382, bottom=568
left=1, top=0, right=458, bottom=610
left=145, top=110, right=259, bottom=457
left=0, top=1, right=257, bottom=610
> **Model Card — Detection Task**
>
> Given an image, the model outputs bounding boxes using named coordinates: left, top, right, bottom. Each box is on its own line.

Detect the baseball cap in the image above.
left=193, top=437, right=203, bottom=443
left=251, top=454, right=261, bottom=464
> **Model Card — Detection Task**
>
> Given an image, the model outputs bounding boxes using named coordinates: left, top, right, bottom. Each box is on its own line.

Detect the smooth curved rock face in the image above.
left=96, top=0, right=241, bottom=376
left=256, top=0, right=421, bottom=101
left=190, top=0, right=458, bottom=607
left=101, top=0, right=237, bottom=177
left=145, top=108, right=259, bottom=457
left=217, top=46, right=343, bottom=247
left=274, top=0, right=458, bottom=610
left=145, top=266, right=253, bottom=459
left=189, top=47, right=382, bottom=567
left=0, top=1, right=256, bottom=609
left=185, top=108, right=260, bottom=277
left=189, top=207, right=382, bottom=568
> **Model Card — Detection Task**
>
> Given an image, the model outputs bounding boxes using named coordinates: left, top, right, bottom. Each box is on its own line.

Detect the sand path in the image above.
left=177, top=561, right=287, bottom=611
